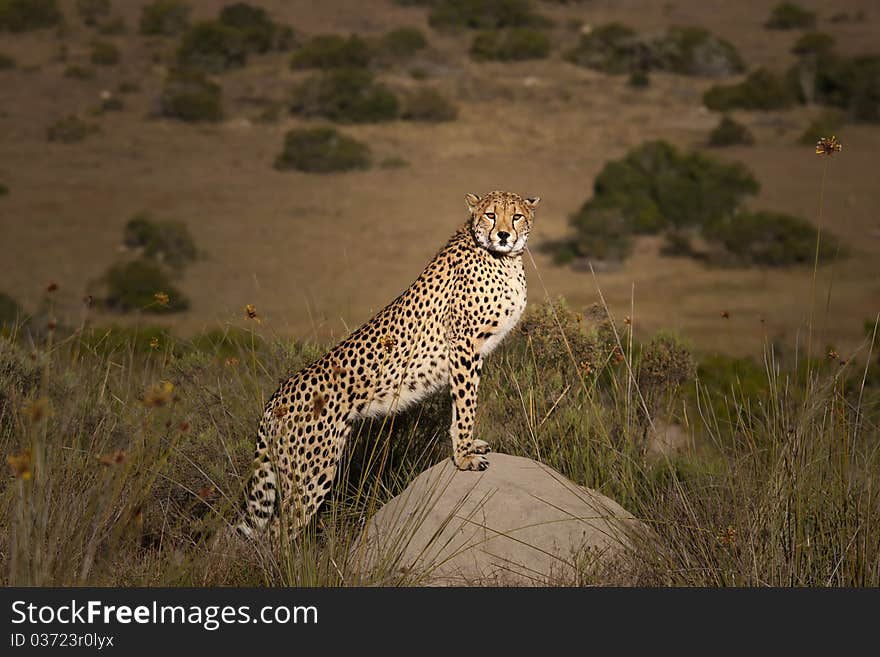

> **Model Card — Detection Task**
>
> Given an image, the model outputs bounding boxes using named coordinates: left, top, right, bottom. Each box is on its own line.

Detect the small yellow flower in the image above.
left=225, top=356, right=239, bottom=367
left=579, top=360, right=593, bottom=376
left=23, top=397, right=51, bottom=424
left=154, top=291, right=170, bottom=306
left=827, top=348, right=840, bottom=361
left=143, top=380, right=174, bottom=407
left=149, top=337, right=160, bottom=349
left=623, top=316, right=632, bottom=326
left=815, top=135, right=842, bottom=156
left=7, top=449, right=32, bottom=480
left=245, top=304, right=261, bottom=323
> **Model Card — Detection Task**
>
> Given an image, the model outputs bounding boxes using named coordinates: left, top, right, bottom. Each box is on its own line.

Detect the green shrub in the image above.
left=177, top=21, right=247, bottom=73
left=428, top=0, right=551, bottom=29
left=703, top=68, right=799, bottom=110
left=89, top=39, right=120, bottom=66
left=63, top=64, right=95, bottom=79
left=708, top=114, right=755, bottom=146
left=98, top=95, right=124, bottom=112
left=400, top=87, right=458, bottom=121
left=117, top=80, right=140, bottom=93
left=0, top=182, right=8, bottom=196
left=0, top=0, right=62, bottom=32
left=564, top=22, right=641, bottom=74
left=650, top=26, right=744, bottom=77
left=289, top=35, right=372, bottom=70
left=290, top=69, right=399, bottom=123
left=810, top=54, right=880, bottom=122
left=547, top=140, right=760, bottom=263
left=798, top=109, right=846, bottom=145
left=218, top=2, right=285, bottom=53
left=0, top=52, right=14, bottom=69
left=47, top=115, right=99, bottom=143
left=96, top=15, right=124, bottom=35
left=765, top=2, right=816, bottom=30
left=380, top=156, right=409, bottom=169
left=103, top=259, right=189, bottom=313
left=380, top=27, right=428, bottom=59
left=704, top=211, right=841, bottom=267
left=470, top=27, right=550, bottom=61
left=139, top=0, right=189, bottom=36
left=792, top=31, right=835, bottom=56
left=274, top=127, right=371, bottom=173
left=544, top=206, right=635, bottom=262
left=123, top=214, right=198, bottom=271
left=0, top=292, right=23, bottom=325
left=628, top=69, right=650, bottom=87
left=159, top=70, right=222, bottom=122
left=566, top=24, right=743, bottom=77
left=76, top=0, right=110, bottom=27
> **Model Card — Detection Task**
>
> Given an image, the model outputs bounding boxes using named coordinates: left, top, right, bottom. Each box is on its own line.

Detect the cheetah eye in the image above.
left=484, top=212, right=495, bottom=220
left=512, top=214, right=524, bottom=221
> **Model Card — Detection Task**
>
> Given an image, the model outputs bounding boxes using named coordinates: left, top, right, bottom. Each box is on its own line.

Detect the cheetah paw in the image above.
left=473, top=439, right=491, bottom=455
left=454, top=452, right=490, bottom=471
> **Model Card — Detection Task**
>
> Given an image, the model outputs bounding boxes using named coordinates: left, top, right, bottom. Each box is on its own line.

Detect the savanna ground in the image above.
left=1, top=0, right=879, bottom=586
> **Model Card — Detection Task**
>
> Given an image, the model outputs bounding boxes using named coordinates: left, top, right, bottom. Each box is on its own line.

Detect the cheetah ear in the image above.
left=525, top=196, right=541, bottom=209
left=465, top=193, right=481, bottom=213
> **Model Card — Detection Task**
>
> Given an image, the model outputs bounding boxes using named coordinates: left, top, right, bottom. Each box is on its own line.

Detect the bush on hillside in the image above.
left=177, top=21, right=247, bottom=73
left=704, top=211, right=841, bottom=267
left=428, top=0, right=552, bottom=30
left=290, top=69, right=399, bottom=123
left=564, top=22, right=642, bottom=74
left=808, top=54, right=880, bottom=122
left=47, top=116, right=99, bottom=143
left=703, top=68, right=799, bottom=110
left=123, top=214, right=198, bottom=271
left=792, top=32, right=835, bottom=57
left=64, top=65, right=95, bottom=79
left=76, top=0, right=110, bottom=27
left=566, top=24, right=743, bottom=77
left=102, top=259, right=189, bottom=313
left=139, top=0, right=189, bottom=36
left=400, top=87, right=458, bottom=121
left=708, top=114, right=755, bottom=146
left=218, top=2, right=292, bottom=53
left=380, top=27, right=428, bottom=59
left=0, top=0, right=62, bottom=32
left=798, top=109, right=846, bottom=145
left=628, top=69, right=650, bottom=87
left=470, top=27, right=550, bottom=61
left=765, top=2, right=816, bottom=30
left=651, top=26, right=744, bottom=77
left=546, top=140, right=760, bottom=262
left=289, top=35, right=372, bottom=70
left=274, top=127, right=371, bottom=173
left=89, top=39, right=120, bottom=66
left=159, top=70, right=223, bottom=122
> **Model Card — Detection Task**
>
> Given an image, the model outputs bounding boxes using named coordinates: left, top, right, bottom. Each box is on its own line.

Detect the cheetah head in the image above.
left=466, top=190, right=540, bottom=256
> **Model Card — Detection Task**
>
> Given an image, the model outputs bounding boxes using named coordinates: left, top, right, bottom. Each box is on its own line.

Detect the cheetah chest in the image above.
left=479, top=273, right=527, bottom=357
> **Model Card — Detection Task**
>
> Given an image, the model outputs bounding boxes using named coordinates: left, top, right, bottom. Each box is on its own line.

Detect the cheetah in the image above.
left=238, top=190, right=540, bottom=538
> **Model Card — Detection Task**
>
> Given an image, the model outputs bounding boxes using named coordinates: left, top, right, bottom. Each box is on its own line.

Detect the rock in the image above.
left=354, top=453, right=644, bottom=585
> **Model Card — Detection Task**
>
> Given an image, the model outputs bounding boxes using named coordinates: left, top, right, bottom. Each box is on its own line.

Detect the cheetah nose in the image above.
left=497, top=231, right=510, bottom=243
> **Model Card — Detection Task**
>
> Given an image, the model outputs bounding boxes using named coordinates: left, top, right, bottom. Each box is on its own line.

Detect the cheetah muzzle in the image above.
left=238, top=190, right=540, bottom=538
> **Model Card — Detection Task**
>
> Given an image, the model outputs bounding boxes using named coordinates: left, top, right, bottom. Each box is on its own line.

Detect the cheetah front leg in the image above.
left=449, top=342, right=489, bottom=471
